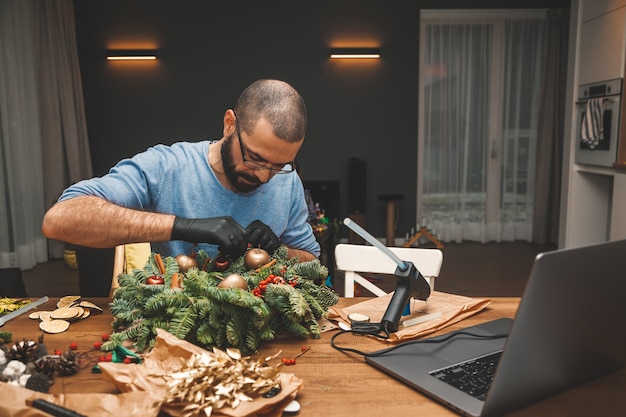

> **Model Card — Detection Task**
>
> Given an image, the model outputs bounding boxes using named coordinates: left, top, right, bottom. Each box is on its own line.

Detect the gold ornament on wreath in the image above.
left=105, top=246, right=339, bottom=354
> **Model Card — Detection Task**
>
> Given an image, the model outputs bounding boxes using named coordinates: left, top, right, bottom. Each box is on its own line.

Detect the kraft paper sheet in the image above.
left=328, top=290, right=491, bottom=342
left=0, top=329, right=302, bottom=417
left=0, top=383, right=162, bottom=417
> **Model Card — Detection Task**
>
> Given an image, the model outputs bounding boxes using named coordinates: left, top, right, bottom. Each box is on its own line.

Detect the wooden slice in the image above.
left=79, top=300, right=103, bottom=311
left=39, top=319, right=70, bottom=334
left=38, top=311, right=53, bottom=321
left=57, top=295, right=81, bottom=308
left=51, top=306, right=82, bottom=320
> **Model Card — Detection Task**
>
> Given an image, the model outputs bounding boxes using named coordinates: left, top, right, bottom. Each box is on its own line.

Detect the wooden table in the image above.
left=2, top=297, right=625, bottom=416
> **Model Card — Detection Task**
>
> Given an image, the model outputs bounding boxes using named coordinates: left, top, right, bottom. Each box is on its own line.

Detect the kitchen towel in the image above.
left=581, top=97, right=606, bottom=149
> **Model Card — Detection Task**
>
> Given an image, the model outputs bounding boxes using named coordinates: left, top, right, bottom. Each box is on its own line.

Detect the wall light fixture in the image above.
left=329, top=47, right=381, bottom=59
left=106, top=49, right=158, bottom=61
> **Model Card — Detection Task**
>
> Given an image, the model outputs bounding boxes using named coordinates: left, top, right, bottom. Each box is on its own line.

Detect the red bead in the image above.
left=69, top=342, right=78, bottom=350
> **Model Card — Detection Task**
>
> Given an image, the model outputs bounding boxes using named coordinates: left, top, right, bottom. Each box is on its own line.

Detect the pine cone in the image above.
left=25, top=372, right=51, bottom=393
left=7, top=339, right=38, bottom=364
left=34, top=356, right=58, bottom=381
left=56, top=350, right=79, bottom=376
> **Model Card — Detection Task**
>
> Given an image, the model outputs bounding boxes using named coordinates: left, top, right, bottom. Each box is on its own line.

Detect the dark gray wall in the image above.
left=73, top=0, right=569, bottom=240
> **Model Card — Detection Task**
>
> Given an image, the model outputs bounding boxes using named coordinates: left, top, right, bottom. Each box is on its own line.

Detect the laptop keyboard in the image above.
left=429, top=350, right=503, bottom=401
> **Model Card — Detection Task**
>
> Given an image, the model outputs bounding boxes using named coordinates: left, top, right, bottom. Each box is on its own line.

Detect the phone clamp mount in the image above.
left=343, top=218, right=431, bottom=336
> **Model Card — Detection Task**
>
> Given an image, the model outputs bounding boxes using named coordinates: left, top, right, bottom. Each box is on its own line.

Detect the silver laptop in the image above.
left=365, top=239, right=626, bottom=416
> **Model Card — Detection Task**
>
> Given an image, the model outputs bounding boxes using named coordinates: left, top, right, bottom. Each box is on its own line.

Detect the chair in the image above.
left=111, top=243, right=152, bottom=296
left=0, top=267, right=28, bottom=298
left=334, top=243, right=443, bottom=297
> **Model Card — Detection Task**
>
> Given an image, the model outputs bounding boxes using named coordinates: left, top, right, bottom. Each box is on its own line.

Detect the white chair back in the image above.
left=334, top=243, right=443, bottom=297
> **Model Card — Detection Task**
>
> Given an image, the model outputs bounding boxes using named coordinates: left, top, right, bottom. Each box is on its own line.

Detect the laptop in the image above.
left=365, top=239, right=626, bottom=416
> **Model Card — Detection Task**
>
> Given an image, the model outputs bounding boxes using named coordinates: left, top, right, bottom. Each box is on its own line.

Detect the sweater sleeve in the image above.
left=58, top=145, right=171, bottom=210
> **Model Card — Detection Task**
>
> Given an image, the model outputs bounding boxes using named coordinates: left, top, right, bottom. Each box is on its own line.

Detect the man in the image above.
left=42, top=79, right=320, bottom=262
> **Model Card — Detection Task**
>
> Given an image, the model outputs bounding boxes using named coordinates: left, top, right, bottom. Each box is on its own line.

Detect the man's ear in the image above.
left=223, top=109, right=236, bottom=137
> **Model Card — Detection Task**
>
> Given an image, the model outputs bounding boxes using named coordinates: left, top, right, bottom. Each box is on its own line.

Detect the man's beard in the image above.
left=221, top=134, right=263, bottom=193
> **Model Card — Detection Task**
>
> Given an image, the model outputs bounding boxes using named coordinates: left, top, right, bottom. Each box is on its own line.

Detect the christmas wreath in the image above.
left=103, top=246, right=338, bottom=354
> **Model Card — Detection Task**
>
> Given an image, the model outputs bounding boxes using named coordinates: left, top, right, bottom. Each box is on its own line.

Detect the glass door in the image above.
left=418, top=10, right=546, bottom=243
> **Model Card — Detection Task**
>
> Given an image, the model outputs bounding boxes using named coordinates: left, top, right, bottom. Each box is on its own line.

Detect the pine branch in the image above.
left=167, top=306, right=197, bottom=341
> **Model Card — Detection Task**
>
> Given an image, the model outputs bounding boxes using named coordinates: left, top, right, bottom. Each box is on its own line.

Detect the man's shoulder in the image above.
left=142, top=140, right=210, bottom=162
left=261, top=173, right=305, bottom=203
left=154, top=140, right=210, bottom=152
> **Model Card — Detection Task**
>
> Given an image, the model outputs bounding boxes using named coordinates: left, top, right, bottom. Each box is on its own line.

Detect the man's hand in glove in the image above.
left=171, top=216, right=248, bottom=259
left=246, top=220, right=281, bottom=254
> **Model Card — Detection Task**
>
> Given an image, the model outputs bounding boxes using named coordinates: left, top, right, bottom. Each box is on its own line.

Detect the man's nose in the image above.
left=254, top=169, right=273, bottom=183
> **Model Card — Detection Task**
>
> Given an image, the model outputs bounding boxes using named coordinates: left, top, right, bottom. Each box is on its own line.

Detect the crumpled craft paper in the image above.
left=0, top=382, right=162, bottom=417
left=98, top=328, right=303, bottom=417
left=0, top=329, right=302, bottom=417
left=328, top=290, right=491, bottom=342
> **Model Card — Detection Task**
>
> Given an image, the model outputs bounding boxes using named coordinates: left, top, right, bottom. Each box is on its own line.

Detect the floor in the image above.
left=22, top=258, right=80, bottom=298
left=418, top=241, right=556, bottom=297
left=20, top=241, right=556, bottom=299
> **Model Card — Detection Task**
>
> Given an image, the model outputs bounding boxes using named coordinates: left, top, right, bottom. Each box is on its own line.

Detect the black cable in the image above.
left=330, top=329, right=389, bottom=356
left=330, top=329, right=508, bottom=358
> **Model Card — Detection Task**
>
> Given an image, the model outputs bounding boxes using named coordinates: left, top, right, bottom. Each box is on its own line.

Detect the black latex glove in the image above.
left=246, top=220, right=281, bottom=254
left=171, top=216, right=248, bottom=259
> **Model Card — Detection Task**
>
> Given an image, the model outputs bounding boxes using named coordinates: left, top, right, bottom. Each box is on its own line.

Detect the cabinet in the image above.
left=560, top=0, right=626, bottom=248
left=578, top=4, right=626, bottom=84
left=581, top=0, right=626, bottom=20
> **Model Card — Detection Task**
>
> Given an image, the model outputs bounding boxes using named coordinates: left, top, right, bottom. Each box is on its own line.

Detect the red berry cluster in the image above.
left=64, top=334, right=138, bottom=365
left=98, top=352, right=113, bottom=362
left=281, top=346, right=309, bottom=366
left=93, top=335, right=111, bottom=362
left=252, top=274, right=297, bottom=297
left=281, top=357, right=297, bottom=366
left=67, top=334, right=109, bottom=352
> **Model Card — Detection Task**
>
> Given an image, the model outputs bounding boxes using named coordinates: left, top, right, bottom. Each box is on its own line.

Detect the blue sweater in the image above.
left=59, top=140, right=320, bottom=258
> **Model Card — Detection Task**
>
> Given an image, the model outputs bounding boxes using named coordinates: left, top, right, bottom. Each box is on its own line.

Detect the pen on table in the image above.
left=28, top=399, right=87, bottom=417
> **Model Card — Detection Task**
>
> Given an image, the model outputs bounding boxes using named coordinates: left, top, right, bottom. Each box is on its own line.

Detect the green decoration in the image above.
left=0, top=330, right=13, bottom=344
left=104, top=246, right=338, bottom=354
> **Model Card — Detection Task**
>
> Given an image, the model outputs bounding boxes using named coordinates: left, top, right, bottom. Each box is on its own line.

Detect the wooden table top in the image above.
left=2, top=297, right=625, bottom=416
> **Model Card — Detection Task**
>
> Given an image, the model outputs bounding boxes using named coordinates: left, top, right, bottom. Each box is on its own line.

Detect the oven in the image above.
left=575, top=79, right=622, bottom=167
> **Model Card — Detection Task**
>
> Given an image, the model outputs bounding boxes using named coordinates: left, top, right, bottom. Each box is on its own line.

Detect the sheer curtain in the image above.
left=532, top=9, right=568, bottom=245
left=418, top=11, right=549, bottom=243
left=0, top=0, right=92, bottom=270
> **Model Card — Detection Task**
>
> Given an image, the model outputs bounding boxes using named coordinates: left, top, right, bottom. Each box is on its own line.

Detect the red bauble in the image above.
left=146, top=275, right=164, bottom=285
left=213, top=256, right=230, bottom=272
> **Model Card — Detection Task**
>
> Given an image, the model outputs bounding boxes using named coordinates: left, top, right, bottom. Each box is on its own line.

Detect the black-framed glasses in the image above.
left=233, top=111, right=294, bottom=174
